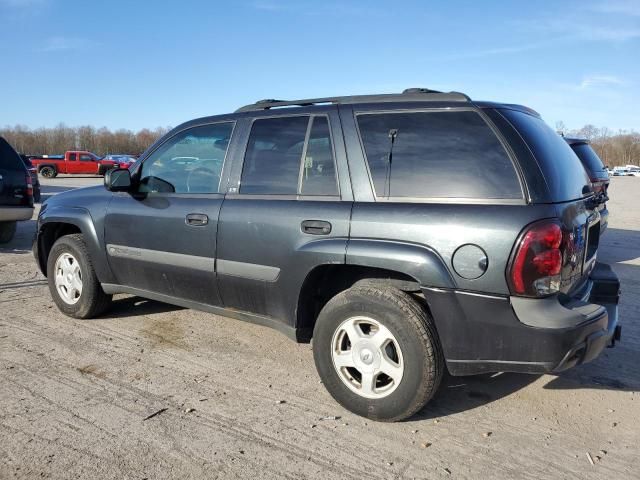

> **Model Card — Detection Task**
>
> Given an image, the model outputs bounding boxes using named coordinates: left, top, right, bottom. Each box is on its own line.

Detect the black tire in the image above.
left=33, top=186, right=41, bottom=203
left=39, top=166, right=57, bottom=178
left=47, top=234, right=112, bottom=318
left=0, top=221, right=17, bottom=244
left=312, top=284, right=443, bottom=422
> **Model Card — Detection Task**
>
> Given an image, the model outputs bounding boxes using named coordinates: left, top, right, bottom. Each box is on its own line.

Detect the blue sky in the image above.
left=1, top=0, right=638, bottom=132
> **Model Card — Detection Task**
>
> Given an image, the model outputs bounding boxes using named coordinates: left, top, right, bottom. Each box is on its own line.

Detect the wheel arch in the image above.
left=295, top=239, right=455, bottom=342
left=36, top=207, right=114, bottom=283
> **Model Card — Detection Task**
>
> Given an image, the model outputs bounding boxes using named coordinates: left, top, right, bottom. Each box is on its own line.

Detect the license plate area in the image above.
left=584, top=217, right=600, bottom=271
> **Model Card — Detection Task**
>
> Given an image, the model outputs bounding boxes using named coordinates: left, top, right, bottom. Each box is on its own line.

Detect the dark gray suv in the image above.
left=33, top=89, right=621, bottom=421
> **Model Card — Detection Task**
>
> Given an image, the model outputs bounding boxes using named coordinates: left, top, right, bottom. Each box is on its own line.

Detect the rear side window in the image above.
left=68, top=153, right=77, bottom=161
left=357, top=111, right=522, bottom=199
left=499, top=109, right=590, bottom=202
left=570, top=143, right=606, bottom=176
left=0, top=137, right=24, bottom=171
left=240, top=115, right=338, bottom=196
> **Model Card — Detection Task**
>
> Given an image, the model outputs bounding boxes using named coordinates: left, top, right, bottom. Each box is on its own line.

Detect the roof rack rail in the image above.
left=235, top=88, right=471, bottom=112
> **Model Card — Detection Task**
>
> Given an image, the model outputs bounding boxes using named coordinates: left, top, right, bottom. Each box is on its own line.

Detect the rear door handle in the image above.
left=186, top=213, right=209, bottom=226
left=301, top=220, right=331, bottom=235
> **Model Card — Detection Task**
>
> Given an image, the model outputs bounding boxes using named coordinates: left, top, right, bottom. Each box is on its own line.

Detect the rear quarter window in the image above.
left=0, top=137, right=25, bottom=171
left=499, top=109, right=590, bottom=202
left=356, top=110, right=522, bottom=200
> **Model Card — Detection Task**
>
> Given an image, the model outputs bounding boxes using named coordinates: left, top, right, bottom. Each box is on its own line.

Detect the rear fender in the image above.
left=346, top=239, right=456, bottom=288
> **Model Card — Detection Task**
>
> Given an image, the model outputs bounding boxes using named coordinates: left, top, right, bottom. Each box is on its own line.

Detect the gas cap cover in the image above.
left=452, top=244, right=488, bottom=280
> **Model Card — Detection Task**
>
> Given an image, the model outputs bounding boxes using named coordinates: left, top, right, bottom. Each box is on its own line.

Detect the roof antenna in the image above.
left=384, top=129, right=398, bottom=198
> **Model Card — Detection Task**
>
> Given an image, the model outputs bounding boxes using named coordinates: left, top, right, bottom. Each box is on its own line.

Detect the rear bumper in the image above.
left=424, top=262, right=621, bottom=376
left=0, top=206, right=34, bottom=222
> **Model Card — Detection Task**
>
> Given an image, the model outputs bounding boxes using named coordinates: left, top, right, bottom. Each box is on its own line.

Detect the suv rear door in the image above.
left=216, top=107, right=352, bottom=327
left=103, top=122, right=235, bottom=305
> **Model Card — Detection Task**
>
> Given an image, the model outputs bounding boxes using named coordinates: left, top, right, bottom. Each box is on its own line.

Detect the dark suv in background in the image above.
left=1, top=137, right=34, bottom=243
left=564, top=137, right=609, bottom=232
left=33, top=89, right=621, bottom=421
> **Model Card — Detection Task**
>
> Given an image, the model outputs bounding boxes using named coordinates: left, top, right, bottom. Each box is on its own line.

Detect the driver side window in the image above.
left=138, top=122, right=234, bottom=194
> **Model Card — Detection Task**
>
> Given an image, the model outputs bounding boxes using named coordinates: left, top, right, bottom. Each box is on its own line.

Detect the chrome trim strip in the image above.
left=106, top=244, right=215, bottom=272
left=216, top=259, right=280, bottom=282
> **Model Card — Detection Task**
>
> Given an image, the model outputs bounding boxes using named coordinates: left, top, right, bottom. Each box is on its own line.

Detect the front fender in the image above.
left=36, top=205, right=115, bottom=283
left=346, top=239, right=456, bottom=289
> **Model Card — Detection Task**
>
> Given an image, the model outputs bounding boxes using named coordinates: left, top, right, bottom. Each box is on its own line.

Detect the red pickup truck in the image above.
left=30, top=151, right=126, bottom=178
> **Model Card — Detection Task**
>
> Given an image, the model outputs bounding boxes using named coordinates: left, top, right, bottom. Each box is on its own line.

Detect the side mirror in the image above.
left=104, top=168, right=132, bottom=192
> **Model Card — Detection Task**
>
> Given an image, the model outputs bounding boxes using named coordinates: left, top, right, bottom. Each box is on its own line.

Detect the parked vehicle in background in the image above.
left=0, top=137, right=34, bottom=243
left=626, top=165, right=640, bottom=176
left=30, top=151, right=127, bottom=178
left=612, top=166, right=631, bottom=176
left=103, top=154, right=137, bottom=165
left=564, top=138, right=609, bottom=232
left=34, top=88, right=621, bottom=421
left=19, top=154, right=41, bottom=202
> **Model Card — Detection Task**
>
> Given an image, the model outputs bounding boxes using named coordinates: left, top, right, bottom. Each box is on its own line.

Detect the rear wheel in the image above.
left=47, top=234, right=112, bottom=318
left=312, top=284, right=444, bottom=422
left=0, top=221, right=17, bottom=244
left=39, top=166, right=57, bottom=178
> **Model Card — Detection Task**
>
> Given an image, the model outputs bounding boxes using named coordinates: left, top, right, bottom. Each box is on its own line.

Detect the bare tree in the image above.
left=0, top=124, right=169, bottom=156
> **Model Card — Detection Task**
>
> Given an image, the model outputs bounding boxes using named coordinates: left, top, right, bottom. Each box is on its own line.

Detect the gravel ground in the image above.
left=1, top=176, right=638, bottom=479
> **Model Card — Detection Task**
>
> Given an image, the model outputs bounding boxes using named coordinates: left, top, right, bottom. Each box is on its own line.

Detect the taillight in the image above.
left=508, top=220, right=563, bottom=297
left=24, top=172, right=34, bottom=206
left=591, top=180, right=605, bottom=195
left=25, top=173, right=33, bottom=195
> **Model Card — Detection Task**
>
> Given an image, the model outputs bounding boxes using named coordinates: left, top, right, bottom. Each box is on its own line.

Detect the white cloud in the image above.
left=579, top=75, right=625, bottom=89
left=40, top=36, right=93, bottom=52
left=441, top=40, right=560, bottom=60
left=251, top=1, right=284, bottom=11
left=592, top=0, right=640, bottom=17
left=0, top=0, right=47, bottom=7
left=514, top=16, right=640, bottom=43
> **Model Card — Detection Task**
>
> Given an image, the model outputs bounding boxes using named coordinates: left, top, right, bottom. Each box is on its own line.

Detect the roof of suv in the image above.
left=563, top=137, right=590, bottom=146
left=234, top=88, right=541, bottom=117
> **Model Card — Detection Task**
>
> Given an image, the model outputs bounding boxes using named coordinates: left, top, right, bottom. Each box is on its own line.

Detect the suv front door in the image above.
left=103, top=122, right=235, bottom=306
left=216, top=108, right=353, bottom=328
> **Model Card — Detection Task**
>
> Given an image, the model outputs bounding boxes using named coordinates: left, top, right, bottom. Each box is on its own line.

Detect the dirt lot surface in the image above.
left=1, top=176, right=638, bottom=479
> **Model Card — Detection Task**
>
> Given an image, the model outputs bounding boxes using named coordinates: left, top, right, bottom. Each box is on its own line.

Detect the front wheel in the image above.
left=47, top=234, right=112, bottom=318
left=312, top=284, right=444, bottom=422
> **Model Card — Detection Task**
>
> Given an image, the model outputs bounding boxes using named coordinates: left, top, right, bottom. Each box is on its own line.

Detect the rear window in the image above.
left=240, top=115, right=338, bottom=196
left=356, top=110, right=522, bottom=200
left=0, top=137, right=25, bottom=171
left=570, top=143, right=606, bottom=177
left=500, top=109, right=590, bottom=202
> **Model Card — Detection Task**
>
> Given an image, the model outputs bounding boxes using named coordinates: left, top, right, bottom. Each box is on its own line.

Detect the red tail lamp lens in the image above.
left=509, top=221, right=563, bottom=296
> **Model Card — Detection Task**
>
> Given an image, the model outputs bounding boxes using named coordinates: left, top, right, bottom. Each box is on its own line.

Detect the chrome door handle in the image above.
left=186, top=213, right=208, bottom=226
left=301, top=220, right=331, bottom=235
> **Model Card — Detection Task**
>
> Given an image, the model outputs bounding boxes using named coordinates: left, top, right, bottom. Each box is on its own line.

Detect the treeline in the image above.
left=558, top=123, right=640, bottom=167
left=2, top=122, right=638, bottom=167
left=0, top=124, right=171, bottom=156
